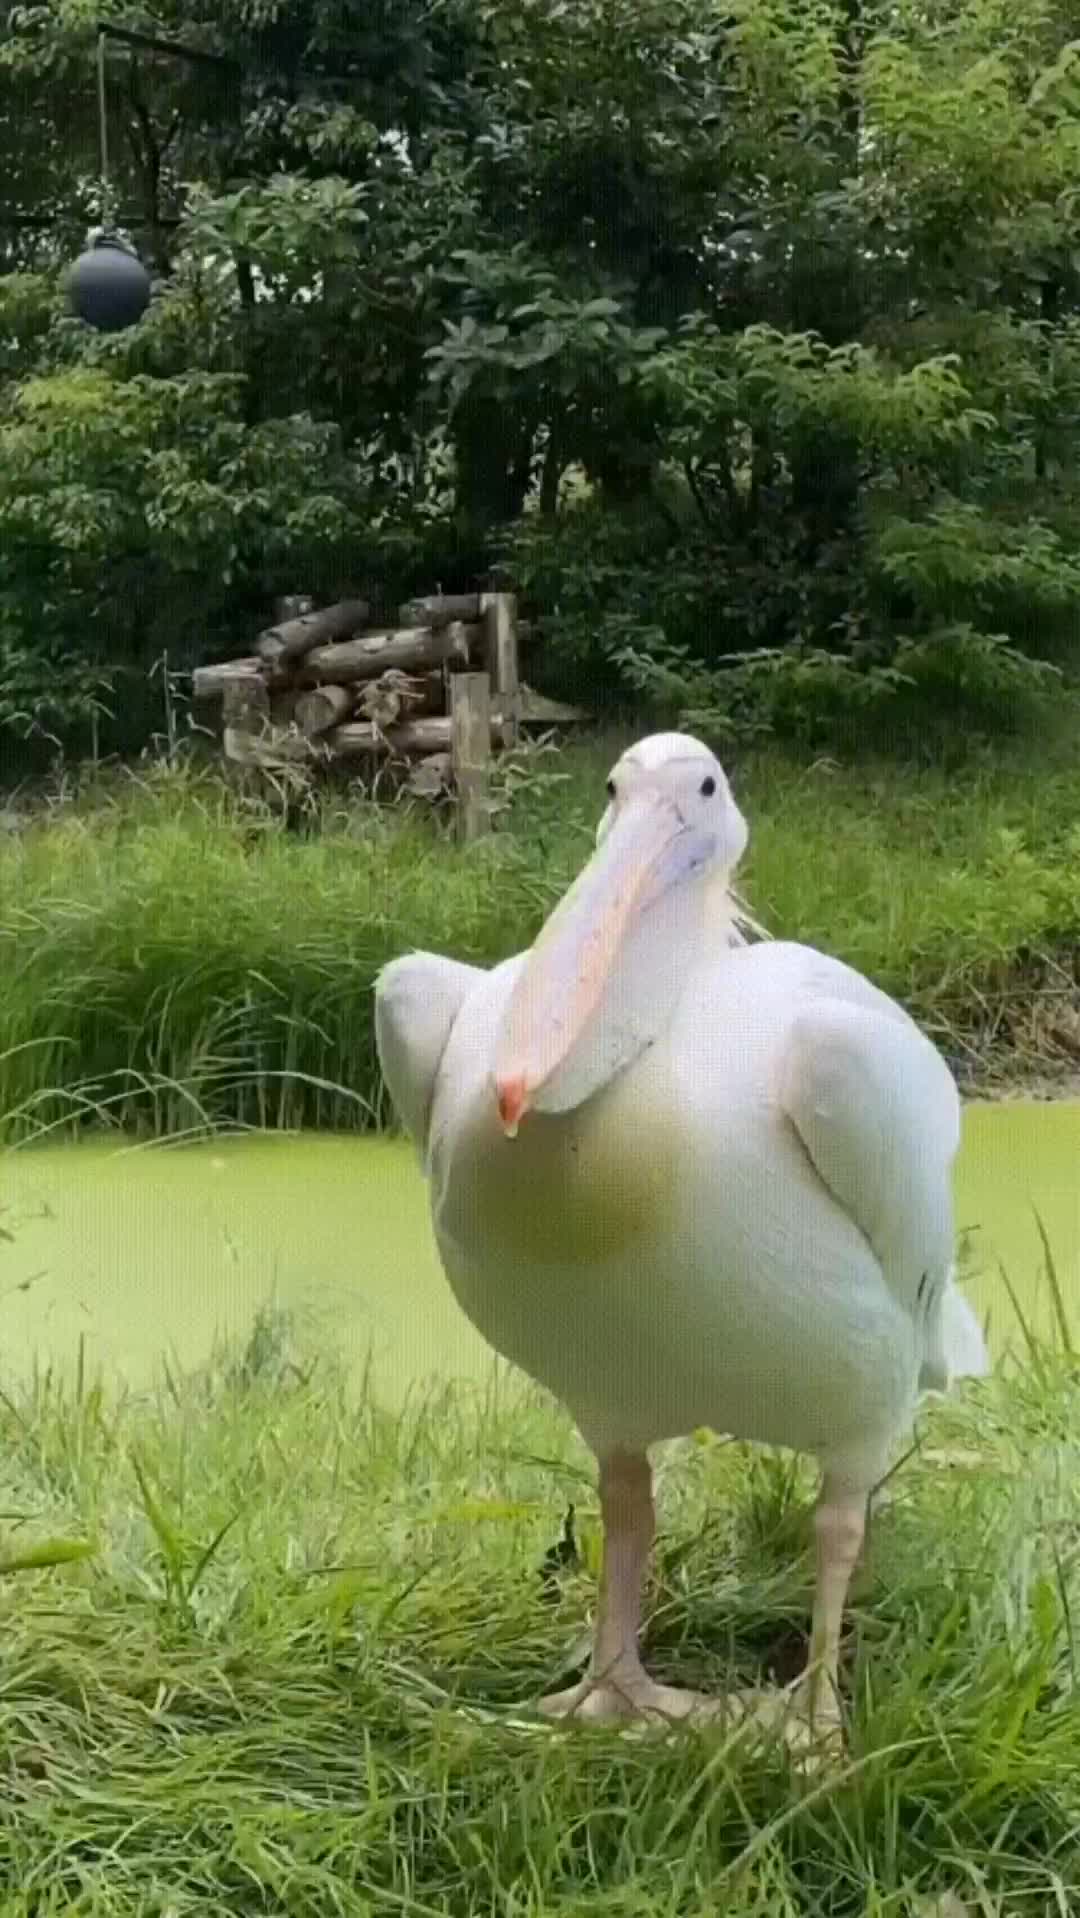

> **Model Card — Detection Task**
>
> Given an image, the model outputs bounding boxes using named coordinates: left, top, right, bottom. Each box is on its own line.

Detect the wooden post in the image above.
left=222, top=673, right=271, bottom=763
left=481, top=592, right=520, bottom=748
left=450, top=672, right=492, bottom=842
left=218, top=673, right=271, bottom=791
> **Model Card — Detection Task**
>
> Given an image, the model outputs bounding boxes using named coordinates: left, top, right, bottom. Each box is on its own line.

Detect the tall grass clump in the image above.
left=0, top=754, right=595, bottom=1141
left=2, top=734, right=1080, bottom=1141
left=0, top=1288, right=1078, bottom=1914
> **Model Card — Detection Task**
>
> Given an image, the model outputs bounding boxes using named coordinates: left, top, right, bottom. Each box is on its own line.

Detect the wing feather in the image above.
left=374, top=953, right=482, bottom=1163
left=779, top=995, right=973, bottom=1385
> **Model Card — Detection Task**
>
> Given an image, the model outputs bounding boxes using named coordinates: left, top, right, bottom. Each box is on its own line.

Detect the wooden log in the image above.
left=406, top=751, right=453, bottom=798
left=317, top=714, right=498, bottom=758
left=257, top=598, right=370, bottom=671
left=225, top=726, right=275, bottom=766
left=361, top=684, right=405, bottom=729
left=269, top=690, right=301, bottom=729
left=222, top=674, right=270, bottom=733
left=295, top=683, right=355, bottom=737
left=298, top=620, right=472, bottom=686
left=330, top=717, right=463, bottom=756
left=192, top=657, right=265, bottom=701
left=217, top=688, right=582, bottom=768
left=398, top=593, right=481, bottom=628
left=226, top=716, right=458, bottom=762
left=357, top=668, right=436, bottom=730
left=450, top=671, right=492, bottom=842
left=481, top=591, right=520, bottom=747
left=223, top=724, right=311, bottom=768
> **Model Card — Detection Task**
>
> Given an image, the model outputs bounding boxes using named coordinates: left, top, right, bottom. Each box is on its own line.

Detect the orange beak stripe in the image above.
left=495, top=1074, right=527, bottom=1138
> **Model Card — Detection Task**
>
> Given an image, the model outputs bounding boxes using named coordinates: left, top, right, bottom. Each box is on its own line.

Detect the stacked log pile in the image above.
left=191, top=591, right=585, bottom=837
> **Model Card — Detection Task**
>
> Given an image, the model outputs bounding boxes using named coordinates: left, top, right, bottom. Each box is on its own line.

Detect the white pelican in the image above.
left=375, top=733, right=988, bottom=1748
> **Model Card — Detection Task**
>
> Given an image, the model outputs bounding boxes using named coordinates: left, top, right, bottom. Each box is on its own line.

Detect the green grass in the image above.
left=3, top=732, right=1080, bottom=1910
left=0, top=1302, right=1077, bottom=1915
left=2, top=732, right=1080, bottom=1140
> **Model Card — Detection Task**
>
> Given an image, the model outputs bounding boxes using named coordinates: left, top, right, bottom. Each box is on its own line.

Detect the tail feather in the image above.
left=920, top=1272, right=989, bottom=1393
left=941, top=1280, right=990, bottom=1381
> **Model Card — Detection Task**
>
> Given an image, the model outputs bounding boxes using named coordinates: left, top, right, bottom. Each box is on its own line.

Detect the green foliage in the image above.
left=0, top=365, right=368, bottom=747
left=184, top=174, right=373, bottom=295
left=0, top=367, right=356, bottom=577
left=0, top=271, right=58, bottom=376
left=8, top=0, right=1080, bottom=742
left=643, top=323, right=995, bottom=464
left=878, top=504, right=1080, bottom=620
left=616, top=640, right=915, bottom=747
left=0, top=638, right=112, bottom=744
left=3, top=733, right=1080, bottom=1139
left=427, top=254, right=665, bottom=421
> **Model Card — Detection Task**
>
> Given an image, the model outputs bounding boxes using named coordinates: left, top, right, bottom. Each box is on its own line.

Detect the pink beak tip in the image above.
left=495, top=1074, right=528, bottom=1139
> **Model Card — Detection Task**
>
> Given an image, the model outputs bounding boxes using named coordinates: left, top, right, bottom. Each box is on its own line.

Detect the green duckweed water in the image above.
left=955, top=1097, right=1080, bottom=1355
left=0, top=1135, right=485, bottom=1397
left=1, top=1103, right=1077, bottom=1397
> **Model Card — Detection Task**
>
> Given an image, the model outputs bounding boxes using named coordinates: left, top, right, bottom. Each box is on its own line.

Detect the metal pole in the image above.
left=95, top=20, right=235, bottom=68
left=96, top=29, right=113, bottom=230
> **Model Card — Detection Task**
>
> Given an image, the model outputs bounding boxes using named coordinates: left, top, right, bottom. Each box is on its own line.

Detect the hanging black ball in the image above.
left=68, top=236, right=151, bottom=333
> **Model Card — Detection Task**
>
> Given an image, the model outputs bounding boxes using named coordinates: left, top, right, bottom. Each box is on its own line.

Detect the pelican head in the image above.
left=493, top=733, right=748, bottom=1135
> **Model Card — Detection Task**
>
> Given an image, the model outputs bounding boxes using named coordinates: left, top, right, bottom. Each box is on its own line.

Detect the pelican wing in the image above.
left=779, top=992, right=984, bottom=1386
left=374, top=952, right=483, bottom=1163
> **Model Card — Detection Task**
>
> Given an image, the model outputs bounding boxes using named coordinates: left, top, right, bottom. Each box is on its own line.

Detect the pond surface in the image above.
left=954, top=1098, right=1080, bottom=1351
left=1, top=1102, right=1077, bottom=1399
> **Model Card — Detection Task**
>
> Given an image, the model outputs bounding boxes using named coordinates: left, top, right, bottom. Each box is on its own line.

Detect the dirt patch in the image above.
left=958, top=1066, right=1080, bottom=1105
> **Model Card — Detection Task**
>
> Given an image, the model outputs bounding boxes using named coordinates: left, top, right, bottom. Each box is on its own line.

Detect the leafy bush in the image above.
left=0, top=364, right=371, bottom=751
left=8, top=0, right=1080, bottom=752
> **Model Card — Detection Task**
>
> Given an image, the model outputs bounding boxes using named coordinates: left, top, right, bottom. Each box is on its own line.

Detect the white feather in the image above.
left=374, top=952, right=480, bottom=1167
left=374, top=737, right=988, bottom=1499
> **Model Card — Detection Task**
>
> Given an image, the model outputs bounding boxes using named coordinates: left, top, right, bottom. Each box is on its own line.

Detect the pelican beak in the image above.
left=493, top=793, right=713, bottom=1134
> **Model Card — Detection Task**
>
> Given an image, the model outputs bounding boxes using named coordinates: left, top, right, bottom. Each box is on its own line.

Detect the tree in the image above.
left=5, top=0, right=1080, bottom=751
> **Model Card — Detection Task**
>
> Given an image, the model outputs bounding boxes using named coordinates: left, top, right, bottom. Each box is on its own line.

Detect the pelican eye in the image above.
left=606, top=778, right=616, bottom=800
left=700, top=775, right=717, bottom=797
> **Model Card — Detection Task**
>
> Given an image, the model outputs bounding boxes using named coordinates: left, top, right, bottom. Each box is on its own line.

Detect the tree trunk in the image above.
left=125, top=63, right=174, bottom=275
left=452, top=396, right=535, bottom=528
left=540, top=422, right=564, bottom=515
left=236, top=256, right=256, bottom=309
left=790, top=433, right=860, bottom=551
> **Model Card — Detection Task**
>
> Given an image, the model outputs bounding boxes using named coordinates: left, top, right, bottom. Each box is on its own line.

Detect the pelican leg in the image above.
left=717, top=1476, right=866, bottom=1771
left=771, top=1478, right=867, bottom=1763
left=539, top=1449, right=721, bottom=1725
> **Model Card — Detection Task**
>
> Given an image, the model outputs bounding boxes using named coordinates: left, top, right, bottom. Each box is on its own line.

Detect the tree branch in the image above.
left=684, top=458, right=724, bottom=532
